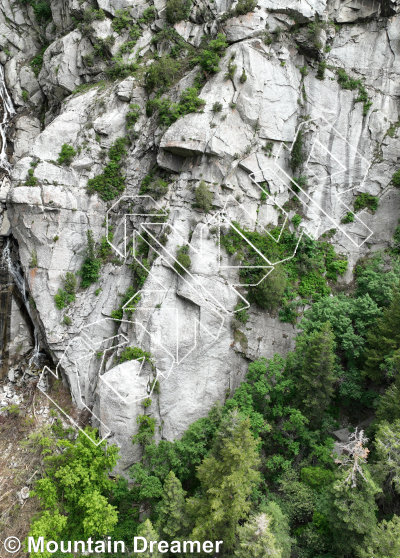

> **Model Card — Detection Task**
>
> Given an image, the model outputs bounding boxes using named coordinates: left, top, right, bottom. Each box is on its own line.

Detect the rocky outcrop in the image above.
left=1, top=0, right=400, bottom=473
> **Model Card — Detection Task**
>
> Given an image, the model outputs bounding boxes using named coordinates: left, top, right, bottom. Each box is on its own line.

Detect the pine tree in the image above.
left=364, top=288, right=400, bottom=382
left=296, top=322, right=336, bottom=424
left=157, top=470, right=188, bottom=540
left=359, top=515, right=400, bottom=558
left=187, top=410, right=261, bottom=551
left=136, top=519, right=161, bottom=558
left=327, top=466, right=380, bottom=554
left=235, top=513, right=282, bottom=558
left=375, top=419, right=400, bottom=493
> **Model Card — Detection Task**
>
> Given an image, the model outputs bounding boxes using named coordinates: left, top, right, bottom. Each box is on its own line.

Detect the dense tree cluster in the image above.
left=27, top=254, right=400, bottom=558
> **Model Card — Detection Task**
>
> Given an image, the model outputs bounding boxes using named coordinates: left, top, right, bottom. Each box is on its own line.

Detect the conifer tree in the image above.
left=375, top=419, right=400, bottom=493
left=187, top=410, right=261, bottom=551
left=296, top=322, right=336, bottom=424
left=157, top=470, right=188, bottom=540
left=327, top=466, right=380, bottom=554
left=359, top=515, right=400, bottom=558
left=235, top=513, right=282, bottom=558
left=136, top=519, right=161, bottom=558
left=364, top=288, right=400, bottom=382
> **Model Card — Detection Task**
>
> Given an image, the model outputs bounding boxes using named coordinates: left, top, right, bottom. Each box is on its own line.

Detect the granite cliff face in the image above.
left=1, top=0, right=400, bottom=473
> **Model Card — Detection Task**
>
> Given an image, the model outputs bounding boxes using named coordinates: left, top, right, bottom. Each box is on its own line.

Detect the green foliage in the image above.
left=195, top=33, right=228, bottom=75
left=57, top=143, right=76, bottom=166
left=225, top=57, right=237, bottom=79
left=249, top=265, right=287, bottom=311
left=359, top=515, right=400, bottom=558
left=80, top=230, right=101, bottom=288
left=337, top=68, right=372, bottom=115
left=131, top=403, right=223, bottom=492
left=146, top=87, right=205, bottom=127
left=300, top=466, right=335, bottom=492
left=327, top=468, right=380, bottom=554
left=62, top=315, right=72, bottom=326
left=138, top=6, right=156, bottom=24
left=341, top=211, right=354, bottom=224
left=28, top=428, right=119, bottom=548
left=29, top=249, right=38, bottom=268
left=292, top=214, right=302, bottom=228
left=316, top=60, right=327, bottom=80
left=54, top=286, right=74, bottom=310
left=392, top=169, right=400, bottom=187
left=194, top=179, right=213, bottom=211
left=87, top=137, right=128, bottom=201
left=234, top=0, right=257, bottom=15
left=354, top=192, right=379, bottom=213
left=235, top=513, right=282, bottom=558
left=221, top=222, right=347, bottom=314
left=111, top=9, right=132, bottom=33
left=97, top=232, right=113, bottom=262
left=307, top=21, right=324, bottom=49
left=234, top=301, right=249, bottom=324
left=144, top=177, right=169, bottom=200
left=25, top=167, right=37, bottom=186
left=133, top=415, right=157, bottom=448
left=290, top=129, right=304, bottom=173
left=157, top=471, right=189, bottom=539
left=20, top=0, right=52, bottom=23
left=295, top=322, right=336, bottom=424
left=259, top=501, right=292, bottom=558
left=240, top=68, right=247, bottom=83
left=375, top=420, right=400, bottom=493
left=376, top=383, right=400, bottom=423
left=174, top=245, right=191, bottom=275
left=212, top=101, right=222, bottom=112
left=110, top=286, right=140, bottom=321
left=136, top=519, right=161, bottom=558
left=92, top=36, right=115, bottom=59
left=187, top=411, right=261, bottom=550
left=363, top=287, right=400, bottom=382
left=126, top=103, right=141, bottom=129
left=119, top=346, right=153, bottom=366
left=166, top=0, right=192, bottom=23
left=279, top=470, right=315, bottom=524
left=145, top=56, right=181, bottom=91
left=30, top=46, right=47, bottom=77
left=337, top=68, right=360, bottom=90
left=393, top=220, right=400, bottom=253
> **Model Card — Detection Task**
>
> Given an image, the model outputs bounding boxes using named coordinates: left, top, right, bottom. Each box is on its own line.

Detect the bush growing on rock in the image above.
left=354, top=193, right=378, bottom=213
left=174, top=245, right=191, bottom=275
left=57, top=144, right=77, bottom=166
left=54, top=272, right=77, bottom=309
left=112, top=9, right=132, bottom=33
left=146, top=87, right=205, bottom=127
left=22, top=0, right=52, bottom=23
left=196, top=34, right=228, bottom=76
left=145, top=57, right=181, bottom=92
left=289, top=129, right=305, bottom=173
left=341, top=211, right=354, bottom=224
left=126, top=103, right=141, bottom=129
left=119, top=346, right=153, bottom=366
left=234, top=0, right=257, bottom=15
left=248, top=264, right=287, bottom=311
left=392, top=169, right=400, bottom=187
left=87, top=137, right=128, bottom=201
left=80, top=230, right=101, bottom=288
left=194, top=180, right=213, bottom=212
left=166, top=0, right=192, bottom=24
